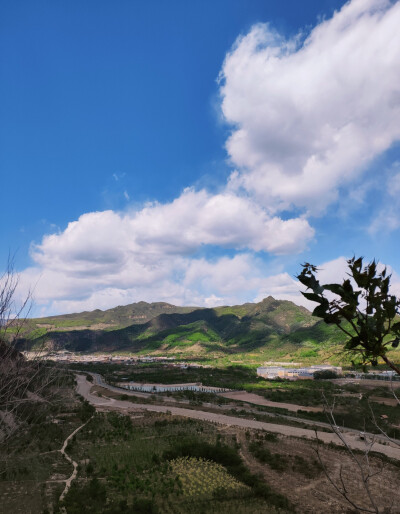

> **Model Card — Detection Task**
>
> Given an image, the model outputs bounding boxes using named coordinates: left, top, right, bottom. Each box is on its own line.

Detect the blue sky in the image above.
left=2, top=0, right=400, bottom=316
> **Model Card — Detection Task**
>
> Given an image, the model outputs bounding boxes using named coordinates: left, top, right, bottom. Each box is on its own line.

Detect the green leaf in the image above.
left=301, top=292, right=323, bottom=303
left=298, top=256, right=400, bottom=371
left=312, top=304, right=328, bottom=318
left=323, top=284, right=344, bottom=296
left=345, top=336, right=360, bottom=350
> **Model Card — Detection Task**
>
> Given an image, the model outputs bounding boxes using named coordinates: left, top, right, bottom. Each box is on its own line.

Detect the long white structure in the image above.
left=257, top=365, right=342, bottom=380
left=116, top=381, right=230, bottom=393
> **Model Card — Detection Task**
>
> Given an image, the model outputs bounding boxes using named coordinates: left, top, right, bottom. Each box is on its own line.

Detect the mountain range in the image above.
left=16, top=297, right=348, bottom=364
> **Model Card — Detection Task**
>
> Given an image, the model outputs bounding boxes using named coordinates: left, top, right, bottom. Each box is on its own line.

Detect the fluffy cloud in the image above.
left=220, top=0, right=400, bottom=214
left=19, top=189, right=313, bottom=314
left=126, top=189, right=313, bottom=255
left=19, top=250, right=305, bottom=315
left=31, top=189, right=313, bottom=267
left=16, top=249, right=400, bottom=316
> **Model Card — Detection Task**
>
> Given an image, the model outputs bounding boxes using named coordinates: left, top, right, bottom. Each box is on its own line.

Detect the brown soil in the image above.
left=369, top=395, right=399, bottom=406
left=237, top=429, right=400, bottom=513
left=336, top=378, right=400, bottom=389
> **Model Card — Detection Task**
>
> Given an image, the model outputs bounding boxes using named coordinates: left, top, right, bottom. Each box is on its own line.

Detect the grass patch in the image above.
left=170, top=456, right=247, bottom=498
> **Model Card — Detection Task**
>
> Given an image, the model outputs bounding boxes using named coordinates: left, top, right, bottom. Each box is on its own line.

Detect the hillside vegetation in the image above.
left=14, top=297, right=358, bottom=364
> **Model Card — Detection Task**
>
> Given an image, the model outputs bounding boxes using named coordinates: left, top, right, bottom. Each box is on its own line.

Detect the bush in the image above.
left=61, top=478, right=107, bottom=513
left=263, top=432, right=278, bottom=442
left=314, top=370, right=338, bottom=380
left=131, top=498, right=158, bottom=513
left=77, top=400, right=95, bottom=422
left=248, top=441, right=288, bottom=471
left=213, top=486, right=228, bottom=500
left=292, top=455, right=322, bottom=478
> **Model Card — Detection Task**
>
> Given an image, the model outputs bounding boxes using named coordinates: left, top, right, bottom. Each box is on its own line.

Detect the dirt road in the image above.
left=220, top=391, right=323, bottom=412
left=75, top=374, right=400, bottom=461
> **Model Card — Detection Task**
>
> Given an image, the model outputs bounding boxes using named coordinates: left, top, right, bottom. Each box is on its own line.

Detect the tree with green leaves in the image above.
left=297, top=257, right=400, bottom=375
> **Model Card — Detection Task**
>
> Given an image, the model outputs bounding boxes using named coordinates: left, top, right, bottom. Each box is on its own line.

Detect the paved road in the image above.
left=76, top=374, right=400, bottom=461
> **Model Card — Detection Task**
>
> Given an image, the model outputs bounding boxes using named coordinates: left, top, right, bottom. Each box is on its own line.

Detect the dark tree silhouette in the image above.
left=297, top=257, right=400, bottom=374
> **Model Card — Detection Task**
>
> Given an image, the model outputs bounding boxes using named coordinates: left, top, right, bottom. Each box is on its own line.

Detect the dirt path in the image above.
left=59, top=417, right=92, bottom=502
left=237, top=431, right=266, bottom=477
left=75, top=374, right=400, bottom=461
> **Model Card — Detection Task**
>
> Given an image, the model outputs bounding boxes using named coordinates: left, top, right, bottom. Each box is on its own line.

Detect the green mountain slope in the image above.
left=16, top=296, right=351, bottom=364
left=23, top=301, right=197, bottom=330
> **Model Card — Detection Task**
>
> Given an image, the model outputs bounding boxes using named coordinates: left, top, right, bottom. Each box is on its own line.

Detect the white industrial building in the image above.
left=257, top=365, right=342, bottom=380
left=116, top=381, right=230, bottom=393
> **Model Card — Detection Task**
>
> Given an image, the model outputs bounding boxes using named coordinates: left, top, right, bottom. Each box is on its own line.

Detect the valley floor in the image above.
left=77, top=374, right=400, bottom=461
left=3, top=369, right=400, bottom=513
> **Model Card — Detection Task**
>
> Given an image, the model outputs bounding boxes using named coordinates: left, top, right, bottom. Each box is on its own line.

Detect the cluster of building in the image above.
left=24, top=351, right=178, bottom=364
left=24, top=351, right=211, bottom=370
left=256, top=364, right=342, bottom=380
left=24, top=351, right=116, bottom=363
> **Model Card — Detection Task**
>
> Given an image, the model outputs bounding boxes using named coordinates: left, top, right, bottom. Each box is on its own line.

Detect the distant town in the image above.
left=22, top=350, right=209, bottom=368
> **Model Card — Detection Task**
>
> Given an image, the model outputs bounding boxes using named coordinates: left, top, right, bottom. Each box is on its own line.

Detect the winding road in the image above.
left=76, top=374, right=400, bottom=461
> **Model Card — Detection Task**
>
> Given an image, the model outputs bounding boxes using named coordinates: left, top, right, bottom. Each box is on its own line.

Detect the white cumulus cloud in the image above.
left=19, top=251, right=307, bottom=315
left=19, top=190, right=313, bottom=314
left=30, top=189, right=313, bottom=271
left=220, top=0, right=400, bottom=214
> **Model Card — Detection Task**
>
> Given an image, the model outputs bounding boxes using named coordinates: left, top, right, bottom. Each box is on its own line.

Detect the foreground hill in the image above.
left=16, top=297, right=349, bottom=363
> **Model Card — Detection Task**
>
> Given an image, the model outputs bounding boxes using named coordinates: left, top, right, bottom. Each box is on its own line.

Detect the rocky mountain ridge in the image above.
left=15, top=297, right=346, bottom=363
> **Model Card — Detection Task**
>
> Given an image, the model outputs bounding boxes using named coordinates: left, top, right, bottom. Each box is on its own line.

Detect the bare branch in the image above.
left=319, top=393, right=380, bottom=513
left=0, top=257, right=61, bottom=452
left=312, top=428, right=377, bottom=513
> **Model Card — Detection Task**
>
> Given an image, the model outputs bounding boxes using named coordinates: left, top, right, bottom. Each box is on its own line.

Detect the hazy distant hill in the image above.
left=15, top=297, right=348, bottom=362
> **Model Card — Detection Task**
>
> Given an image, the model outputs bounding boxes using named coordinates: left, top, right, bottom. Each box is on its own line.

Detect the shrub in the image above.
left=248, top=441, right=288, bottom=471
left=292, top=455, right=322, bottom=478
left=131, top=498, right=158, bottom=513
left=314, top=370, right=338, bottom=380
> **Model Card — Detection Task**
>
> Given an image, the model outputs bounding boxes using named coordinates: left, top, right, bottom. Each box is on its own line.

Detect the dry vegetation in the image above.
left=235, top=428, right=400, bottom=513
